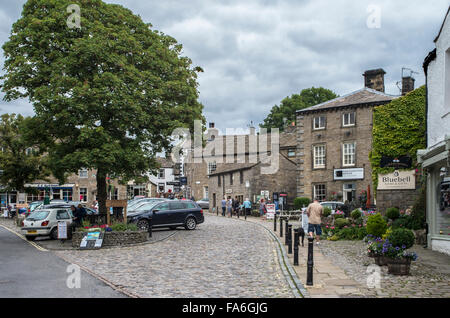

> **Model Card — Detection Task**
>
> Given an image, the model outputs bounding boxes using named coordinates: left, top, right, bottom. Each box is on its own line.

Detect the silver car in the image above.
left=196, top=198, right=209, bottom=209
left=21, top=208, right=73, bottom=241
left=320, top=201, right=345, bottom=214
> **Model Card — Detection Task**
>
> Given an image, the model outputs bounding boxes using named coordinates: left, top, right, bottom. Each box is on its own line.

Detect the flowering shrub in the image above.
left=334, top=210, right=345, bottom=219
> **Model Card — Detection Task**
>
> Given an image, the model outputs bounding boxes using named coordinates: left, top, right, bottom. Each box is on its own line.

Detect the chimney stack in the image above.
left=249, top=126, right=256, bottom=136
left=401, top=76, right=415, bottom=95
left=363, top=68, right=386, bottom=93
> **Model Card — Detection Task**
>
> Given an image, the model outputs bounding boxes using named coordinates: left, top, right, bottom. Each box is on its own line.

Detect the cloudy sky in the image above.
left=0, top=0, right=449, bottom=133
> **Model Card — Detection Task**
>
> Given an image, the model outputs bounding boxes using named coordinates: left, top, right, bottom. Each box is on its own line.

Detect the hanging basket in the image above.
left=387, top=258, right=411, bottom=275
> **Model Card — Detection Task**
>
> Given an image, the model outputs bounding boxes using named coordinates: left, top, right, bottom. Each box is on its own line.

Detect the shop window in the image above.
left=438, top=167, right=450, bottom=236
left=63, top=189, right=73, bottom=202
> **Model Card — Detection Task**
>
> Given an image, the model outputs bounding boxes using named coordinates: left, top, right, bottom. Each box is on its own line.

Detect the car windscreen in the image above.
left=134, top=201, right=160, bottom=212
left=26, top=211, right=50, bottom=221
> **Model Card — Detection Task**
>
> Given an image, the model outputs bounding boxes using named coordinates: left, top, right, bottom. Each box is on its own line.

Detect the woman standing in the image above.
left=226, top=197, right=233, bottom=218
left=259, top=198, right=267, bottom=220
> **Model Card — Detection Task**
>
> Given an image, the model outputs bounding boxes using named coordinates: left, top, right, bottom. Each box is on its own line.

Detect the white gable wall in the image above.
left=428, top=14, right=450, bottom=148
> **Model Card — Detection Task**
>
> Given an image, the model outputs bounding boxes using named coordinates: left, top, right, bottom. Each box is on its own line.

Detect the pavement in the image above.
left=0, top=224, right=127, bottom=298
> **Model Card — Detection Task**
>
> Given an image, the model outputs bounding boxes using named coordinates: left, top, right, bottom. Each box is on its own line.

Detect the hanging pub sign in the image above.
left=380, top=156, right=412, bottom=169
left=378, top=170, right=416, bottom=190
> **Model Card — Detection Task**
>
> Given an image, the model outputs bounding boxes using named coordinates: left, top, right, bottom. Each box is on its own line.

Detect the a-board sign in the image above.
left=266, top=204, right=276, bottom=219
left=79, top=231, right=104, bottom=250
left=57, top=221, right=68, bottom=240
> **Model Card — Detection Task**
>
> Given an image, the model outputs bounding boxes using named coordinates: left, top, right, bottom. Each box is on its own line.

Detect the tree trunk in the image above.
left=96, top=168, right=108, bottom=223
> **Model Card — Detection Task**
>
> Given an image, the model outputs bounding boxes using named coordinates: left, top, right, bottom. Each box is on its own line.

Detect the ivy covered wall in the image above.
left=369, top=86, right=426, bottom=193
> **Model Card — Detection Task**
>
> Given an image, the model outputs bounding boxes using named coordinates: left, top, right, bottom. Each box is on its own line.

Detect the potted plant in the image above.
left=387, top=251, right=418, bottom=275
left=383, top=228, right=417, bottom=275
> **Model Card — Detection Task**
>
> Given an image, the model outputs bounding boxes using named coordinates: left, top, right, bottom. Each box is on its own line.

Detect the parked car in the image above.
left=127, top=200, right=204, bottom=231
left=21, top=208, right=73, bottom=241
left=28, top=201, right=43, bottom=213
left=196, top=198, right=209, bottom=209
left=320, top=201, right=345, bottom=214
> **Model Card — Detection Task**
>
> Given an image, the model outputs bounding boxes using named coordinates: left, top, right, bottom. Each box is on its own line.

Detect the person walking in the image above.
left=221, top=197, right=227, bottom=216
left=71, top=205, right=82, bottom=229
left=77, top=204, right=87, bottom=224
left=233, top=197, right=241, bottom=216
left=306, top=199, right=323, bottom=245
left=226, top=197, right=233, bottom=218
left=259, top=198, right=267, bottom=220
left=243, top=198, right=252, bottom=217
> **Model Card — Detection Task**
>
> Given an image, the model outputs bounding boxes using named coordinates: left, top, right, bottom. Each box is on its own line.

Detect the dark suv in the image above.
left=127, top=200, right=204, bottom=231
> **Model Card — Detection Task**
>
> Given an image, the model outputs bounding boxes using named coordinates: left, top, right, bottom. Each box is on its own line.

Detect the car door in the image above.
left=168, top=202, right=186, bottom=224
left=152, top=202, right=171, bottom=226
left=56, top=209, right=73, bottom=226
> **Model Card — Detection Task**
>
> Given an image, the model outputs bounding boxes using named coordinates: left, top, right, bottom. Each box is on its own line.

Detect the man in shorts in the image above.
left=306, top=199, right=323, bottom=245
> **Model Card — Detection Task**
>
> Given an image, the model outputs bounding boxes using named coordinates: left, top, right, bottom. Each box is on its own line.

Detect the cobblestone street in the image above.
left=54, top=215, right=295, bottom=298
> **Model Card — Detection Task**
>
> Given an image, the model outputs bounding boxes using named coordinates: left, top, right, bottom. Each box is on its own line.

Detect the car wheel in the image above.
left=136, top=219, right=150, bottom=231
left=184, top=217, right=197, bottom=230
left=50, top=228, right=58, bottom=240
left=25, top=235, right=36, bottom=241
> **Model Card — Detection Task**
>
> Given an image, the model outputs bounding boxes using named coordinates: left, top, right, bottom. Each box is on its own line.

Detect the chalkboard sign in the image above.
left=79, top=231, right=104, bottom=250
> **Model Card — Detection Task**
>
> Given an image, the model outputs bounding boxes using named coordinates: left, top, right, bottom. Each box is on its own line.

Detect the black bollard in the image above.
left=280, top=218, right=283, bottom=237
left=245, top=208, right=247, bottom=220
left=285, top=219, right=289, bottom=245
left=293, top=228, right=299, bottom=266
left=288, top=225, right=293, bottom=254
left=307, top=236, right=314, bottom=286
left=148, top=217, right=153, bottom=239
left=274, top=214, right=277, bottom=232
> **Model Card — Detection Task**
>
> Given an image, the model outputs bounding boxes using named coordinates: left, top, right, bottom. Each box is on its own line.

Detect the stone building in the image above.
left=295, top=69, right=397, bottom=204
left=417, top=6, right=450, bottom=255
left=206, top=126, right=297, bottom=211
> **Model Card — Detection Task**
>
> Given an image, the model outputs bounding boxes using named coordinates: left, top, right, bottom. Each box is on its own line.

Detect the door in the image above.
left=343, top=184, right=355, bottom=202
left=152, top=202, right=171, bottom=226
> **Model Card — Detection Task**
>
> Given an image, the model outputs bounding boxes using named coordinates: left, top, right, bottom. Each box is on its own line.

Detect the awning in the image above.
left=24, top=184, right=75, bottom=190
left=417, top=136, right=450, bottom=168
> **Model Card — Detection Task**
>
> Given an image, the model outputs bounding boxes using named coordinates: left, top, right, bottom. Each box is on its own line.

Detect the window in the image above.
left=343, top=112, right=355, bottom=127
left=204, top=186, right=209, bottom=200
left=27, top=193, right=39, bottom=203
left=207, top=161, right=217, bottom=175
left=313, top=116, right=326, bottom=130
left=113, top=188, right=119, bottom=200
left=313, top=145, right=326, bottom=169
left=218, top=175, right=221, bottom=187
left=52, top=189, right=61, bottom=200
left=62, top=189, right=73, bottom=202
left=230, top=173, right=233, bottom=185
left=288, top=149, right=296, bottom=157
left=240, top=171, right=244, bottom=184
left=80, top=188, right=88, bottom=202
left=314, top=184, right=326, bottom=202
left=79, top=169, right=88, bottom=178
left=343, top=143, right=356, bottom=166
left=159, top=169, right=165, bottom=179
left=56, top=210, right=71, bottom=220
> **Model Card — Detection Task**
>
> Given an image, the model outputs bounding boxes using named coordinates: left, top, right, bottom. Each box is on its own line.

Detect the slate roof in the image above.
left=296, top=87, right=397, bottom=114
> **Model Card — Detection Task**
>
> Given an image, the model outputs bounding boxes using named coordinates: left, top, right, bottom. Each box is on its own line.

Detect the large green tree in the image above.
left=0, top=113, right=49, bottom=193
left=1, top=0, right=204, bottom=215
left=260, top=87, right=338, bottom=131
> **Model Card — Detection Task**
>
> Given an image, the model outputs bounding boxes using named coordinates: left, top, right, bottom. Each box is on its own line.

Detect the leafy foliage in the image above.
left=369, top=86, right=426, bottom=192
left=351, top=209, right=362, bottom=220
left=260, top=87, right=338, bottom=131
left=335, top=218, right=350, bottom=229
left=366, top=213, right=388, bottom=238
left=0, top=113, right=49, bottom=192
left=386, top=207, right=400, bottom=220
left=0, top=0, right=205, bottom=214
left=294, top=197, right=310, bottom=209
left=322, top=207, right=332, bottom=218
left=387, top=228, right=415, bottom=249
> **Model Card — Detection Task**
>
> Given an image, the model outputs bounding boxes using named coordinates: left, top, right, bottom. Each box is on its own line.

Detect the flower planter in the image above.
left=374, top=256, right=389, bottom=266
left=368, top=252, right=377, bottom=258
left=387, top=258, right=411, bottom=275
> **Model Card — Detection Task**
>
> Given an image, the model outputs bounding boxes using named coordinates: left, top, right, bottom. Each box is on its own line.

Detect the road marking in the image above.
left=0, top=224, right=48, bottom=252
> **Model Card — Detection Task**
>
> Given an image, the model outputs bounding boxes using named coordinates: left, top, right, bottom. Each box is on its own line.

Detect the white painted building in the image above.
left=418, top=7, right=450, bottom=256
left=148, top=157, right=178, bottom=194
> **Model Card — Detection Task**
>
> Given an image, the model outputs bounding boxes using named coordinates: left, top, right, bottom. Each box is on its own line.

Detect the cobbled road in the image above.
left=55, top=215, right=294, bottom=298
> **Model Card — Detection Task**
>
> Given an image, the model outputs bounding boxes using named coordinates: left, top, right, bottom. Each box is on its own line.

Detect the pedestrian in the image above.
left=306, top=199, right=323, bottom=245
left=70, top=205, right=82, bottom=229
left=77, top=204, right=87, bottom=223
left=227, top=197, right=233, bottom=218
left=233, top=197, right=241, bottom=216
left=243, top=198, right=252, bottom=216
left=259, top=198, right=267, bottom=220
left=220, top=197, right=227, bottom=216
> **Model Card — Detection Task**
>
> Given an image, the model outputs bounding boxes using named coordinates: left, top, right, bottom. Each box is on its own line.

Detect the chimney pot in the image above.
left=401, top=76, right=415, bottom=95
left=363, top=68, right=386, bottom=93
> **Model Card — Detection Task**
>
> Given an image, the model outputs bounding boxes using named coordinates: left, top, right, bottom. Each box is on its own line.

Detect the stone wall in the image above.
left=376, top=189, right=419, bottom=214
left=72, top=230, right=148, bottom=248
